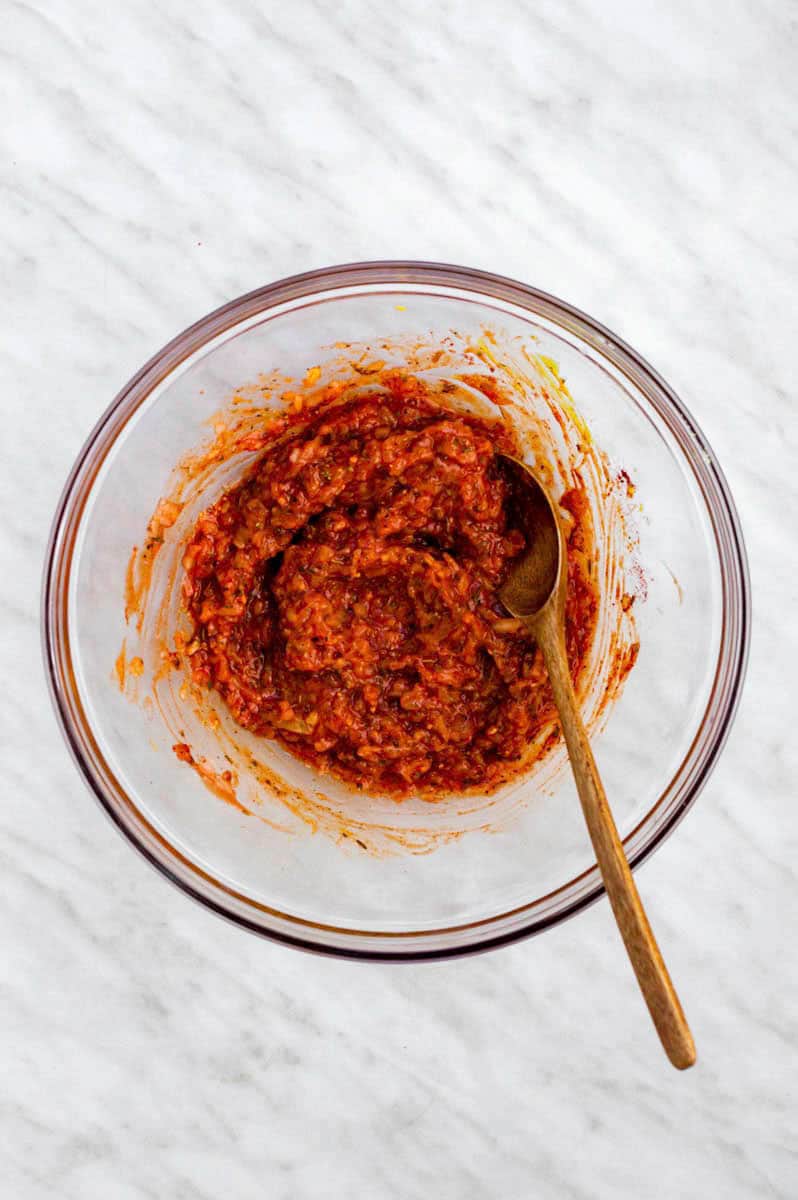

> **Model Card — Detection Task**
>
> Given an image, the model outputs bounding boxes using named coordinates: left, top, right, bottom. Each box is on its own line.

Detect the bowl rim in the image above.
left=42, top=259, right=751, bottom=960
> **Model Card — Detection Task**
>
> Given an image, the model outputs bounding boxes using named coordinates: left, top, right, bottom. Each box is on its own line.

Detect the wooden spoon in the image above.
left=498, top=455, right=696, bottom=1070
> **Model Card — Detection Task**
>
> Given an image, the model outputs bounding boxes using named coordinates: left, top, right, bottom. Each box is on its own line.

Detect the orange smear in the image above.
left=114, top=640, right=127, bottom=690
left=172, top=743, right=246, bottom=813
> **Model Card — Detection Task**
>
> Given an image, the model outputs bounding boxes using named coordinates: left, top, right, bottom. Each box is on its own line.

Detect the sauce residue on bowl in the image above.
left=119, top=328, right=642, bottom=853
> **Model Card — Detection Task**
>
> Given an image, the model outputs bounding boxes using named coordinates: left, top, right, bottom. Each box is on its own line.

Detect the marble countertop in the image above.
left=3, top=1, right=795, bottom=1196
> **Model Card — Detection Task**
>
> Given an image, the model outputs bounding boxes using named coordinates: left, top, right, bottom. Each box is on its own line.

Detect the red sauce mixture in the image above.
left=181, top=372, right=598, bottom=796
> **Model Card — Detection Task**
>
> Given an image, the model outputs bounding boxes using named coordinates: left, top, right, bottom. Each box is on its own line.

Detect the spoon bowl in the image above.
left=498, top=457, right=565, bottom=619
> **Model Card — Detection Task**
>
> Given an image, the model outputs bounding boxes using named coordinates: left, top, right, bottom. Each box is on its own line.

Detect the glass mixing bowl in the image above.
left=43, top=262, right=749, bottom=958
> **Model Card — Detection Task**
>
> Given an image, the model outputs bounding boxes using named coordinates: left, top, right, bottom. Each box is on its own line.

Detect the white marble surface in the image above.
left=2, top=1, right=796, bottom=1195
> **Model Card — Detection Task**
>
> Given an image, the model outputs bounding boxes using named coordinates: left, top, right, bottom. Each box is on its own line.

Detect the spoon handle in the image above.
left=533, top=605, right=696, bottom=1070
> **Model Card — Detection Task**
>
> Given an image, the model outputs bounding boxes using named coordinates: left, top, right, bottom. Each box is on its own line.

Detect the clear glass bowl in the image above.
left=43, top=262, right=750, bottom=958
